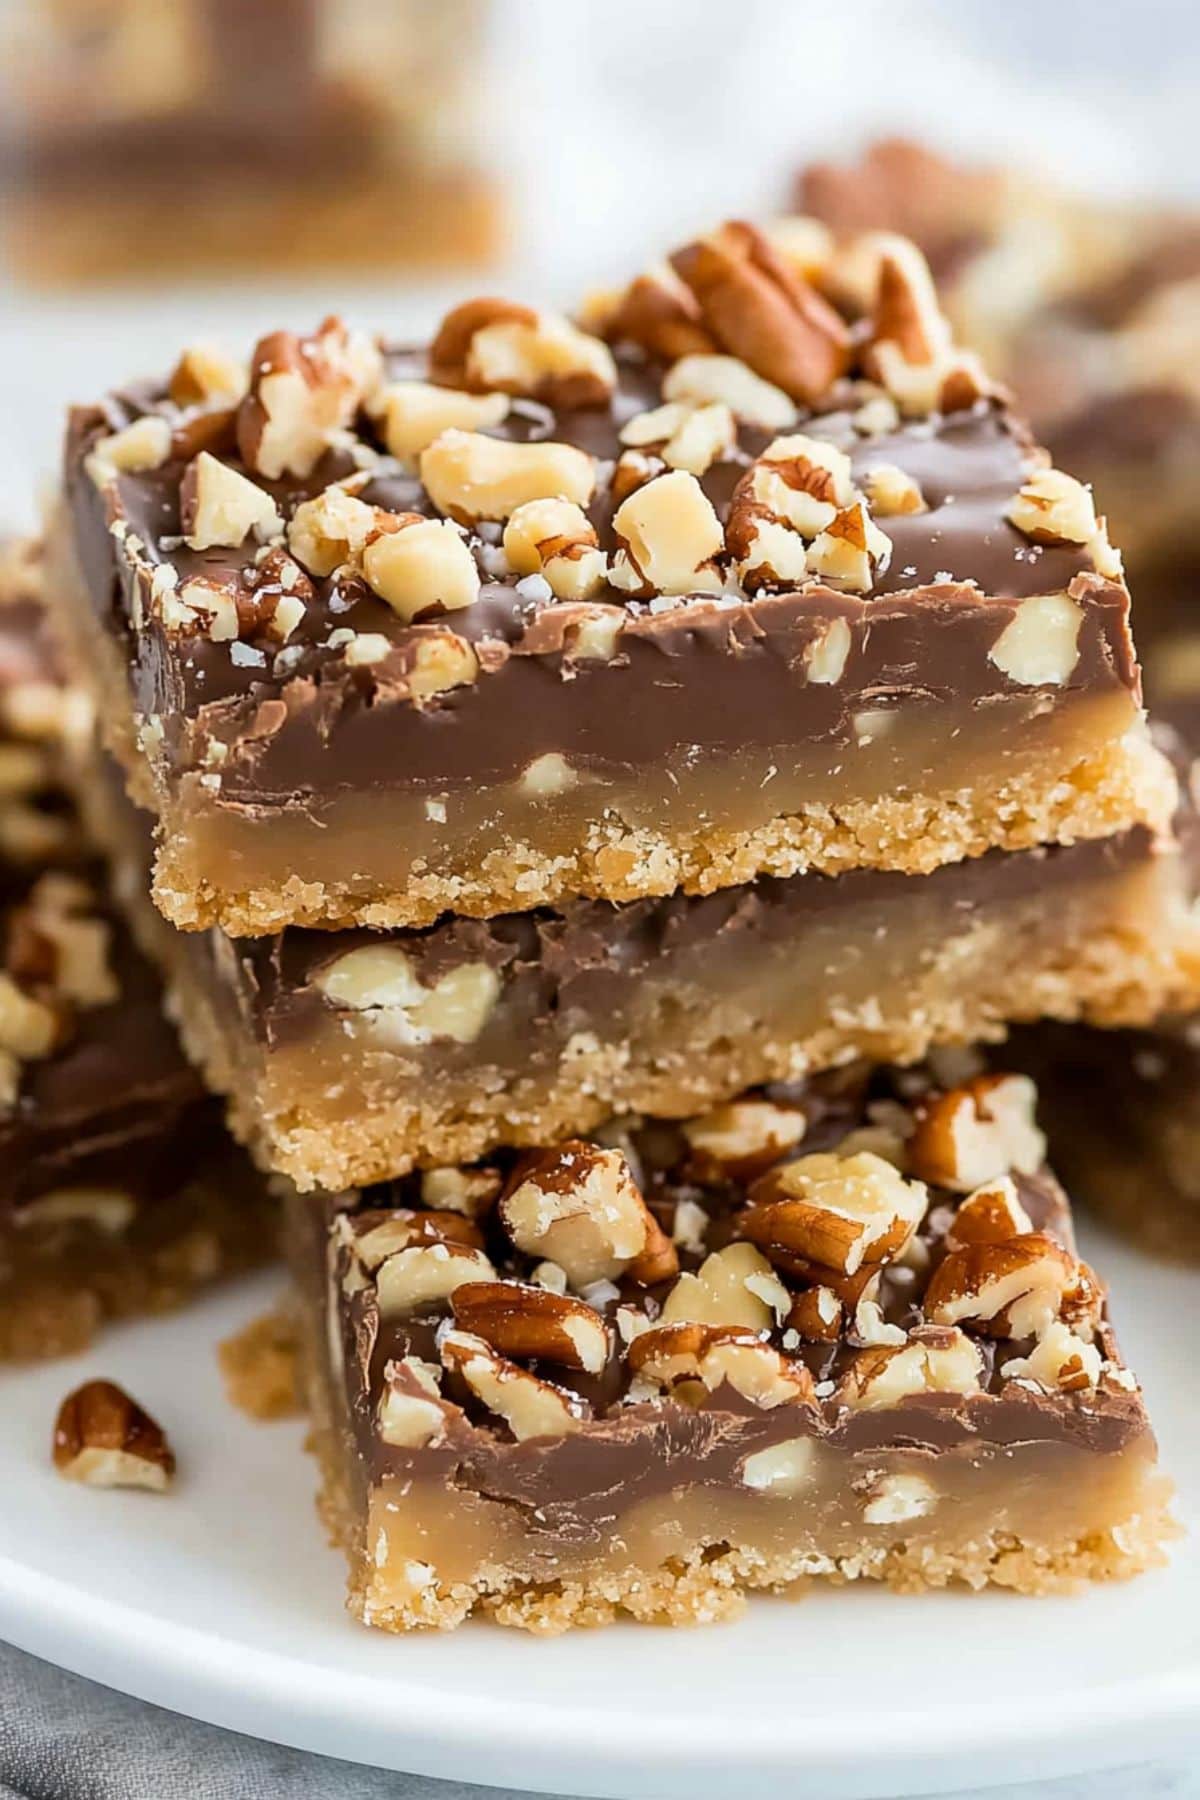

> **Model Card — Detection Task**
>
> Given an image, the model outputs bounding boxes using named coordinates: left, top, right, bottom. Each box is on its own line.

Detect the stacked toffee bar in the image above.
left=0, top=543, right=274, bottom=1361
left=43, top=219, right=1193, bottom=1629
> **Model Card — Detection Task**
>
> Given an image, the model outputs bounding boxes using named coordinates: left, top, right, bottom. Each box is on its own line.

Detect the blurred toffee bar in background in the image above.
left=288, top=1063, right=1172, bottom=1635
left=51, top=222, right=1171, bottom=935
left=3, top=0, right=503, bottom=284
left=78, top=740, right=1200, bottom=1191
left=0, top=544, right=273, bottom=1360
left=1012, top=1019, right=1200, bottom=1264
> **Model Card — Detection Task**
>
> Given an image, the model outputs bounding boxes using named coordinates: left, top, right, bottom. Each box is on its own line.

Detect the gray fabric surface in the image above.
left=0, top=1642, right=499, bottom=1800
left=2, top=1638, right=1194, bottom=1799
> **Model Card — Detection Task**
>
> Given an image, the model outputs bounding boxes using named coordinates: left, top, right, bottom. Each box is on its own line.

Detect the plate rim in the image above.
left=5, top=1540, right=1200, bottom=1800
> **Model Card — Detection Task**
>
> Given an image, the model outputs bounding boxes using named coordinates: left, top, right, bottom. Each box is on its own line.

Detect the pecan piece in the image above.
left=53, top=1380, right=175, bottom=1491
left=670, top=220, right=851, bottom=403
left=440, top=1328, right=585, bottom=1440
left=907, top=1074, right=1046, bottom=1193
left=451, top=1281, right=611, bottom=1374
left=499, top=1141, right=655, bottom=1288
left=743, top=1151, right=927, bottom=1277
left=923, top=1234, right=1080, bottom=1340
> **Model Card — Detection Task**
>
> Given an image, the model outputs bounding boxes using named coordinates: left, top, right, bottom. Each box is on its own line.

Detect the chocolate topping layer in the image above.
left=64, top=323, right=1135, bottom=809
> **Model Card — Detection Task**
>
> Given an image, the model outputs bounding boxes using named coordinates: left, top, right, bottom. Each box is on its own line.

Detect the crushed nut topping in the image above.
left=236, top=316, right=380, bottom=480
left=432, top=299, right=616, bottom=408
left=420, top=429, right=595, bottom=525
left=361, top=516, right=481, bottom=621
left=503, top=499, right=607, bottom=600
left=328, top=1065, right=1129, bottom=1453
left=907, top=1074, right=1046, bottom=1193
left=369, top=381, right=510, bottom=462
left=83, top=215, right=1130, bottom=674
left=667, top=220, right=852, bottom=402
left=180, top=453, right=283, bottom=552
left=1005, top=467, right=1098, bottom=547
left=609, top=470, right=725, bottom=597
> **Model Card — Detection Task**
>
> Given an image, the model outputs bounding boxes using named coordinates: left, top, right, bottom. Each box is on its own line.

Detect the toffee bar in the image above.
left=52, top=221, right=1167, bottom=935
left=0, top=545, right=273, bottom=1359
left=288, top=1064, right=1172, bottom=1635
left=82, top=748, right=1200, bottom=1191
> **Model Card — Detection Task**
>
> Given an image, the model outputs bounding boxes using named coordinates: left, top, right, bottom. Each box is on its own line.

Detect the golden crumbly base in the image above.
left=356, top=1516, right=1180, bottom=1635
left=218, top=1310, right=302, bottom=1421
left=308, top=1424, right=1177, bottom=1636
left=0, top=1183, right=277, bottom=1361
left=150, top=731, right=1176, bottom=934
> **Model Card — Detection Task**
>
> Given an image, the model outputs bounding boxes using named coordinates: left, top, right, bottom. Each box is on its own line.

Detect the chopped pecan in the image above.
left=440, top=1328, right=585, bottom=1440
left=743, top=1151, right=927, bottom=1277
left=84, top=416, right=172, bottom=489
left=661, top=353, right=797, bottom=430
left=907, top=1074, right=1046, bottom=1193
left=670, top=220, right=852, bottom=403
left=451, top=1281, right=611, bottom=1374
left=433, top=298, right=616, bottom=407
left=236, top=316, right=380, bottom=480
left=923, top=1233, right=1079, bottom=1339
left=53, top=1380, right=175, bottom=1491
left=601, top=263, right=716, bottom=362
left=361, top=515, right=481, bottom=621
left=1000, top=1320, right=1102, bottom=1393
left=806, top=500, right=892, bottom=593
left=838, top=1326, right=983, bottom=1411
left=659, top=1242, right=788, bottom=1332
left=420, top=430, right=595, bottom=525
left=628, top=1322, right=814, bottom=1409
left=499, top=1142, right=654, bottom=1289
left=681, top=1098, right=808, bottom=1182
left=373, top=1243, right=497, bottom=1317
left=947, top=1177, right=1033, bottom=1248
left=179, top=452, right=282, bottom=552
left=1005, top=468, right=1098, bottom=547
left=377, top=1358, right=450, bottom=1449
left=502, top=499, right=607, bottom=600
left=619, top=399, right=735, bottom=479
left=350, top=1208, right=485, bottom=1268
left=608, top=470, right=725, bottom=598
left=369, top=380, right=510, bottom=461
left=168, top=343, right=248, bottom=409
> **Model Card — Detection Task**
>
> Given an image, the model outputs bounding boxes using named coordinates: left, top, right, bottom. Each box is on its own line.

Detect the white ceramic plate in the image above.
left=1, top=1219, right=1198, bottom=1800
